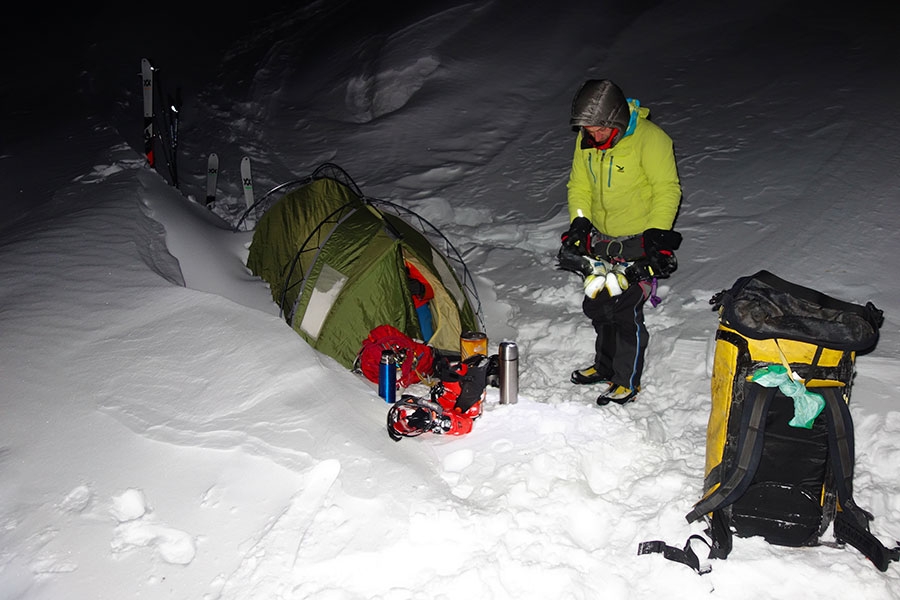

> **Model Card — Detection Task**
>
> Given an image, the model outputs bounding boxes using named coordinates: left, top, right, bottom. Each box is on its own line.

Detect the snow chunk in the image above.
left=110, top=488, right=148, bottom=522
left=111, top=521, right=196, bottom=565
left=108, top=488, right=196, bottom=565
left=442, top=448, right=475, bottom=473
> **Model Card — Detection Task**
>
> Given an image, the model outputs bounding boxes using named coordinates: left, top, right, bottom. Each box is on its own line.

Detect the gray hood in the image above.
left=569, top=79, right=631, bottom=135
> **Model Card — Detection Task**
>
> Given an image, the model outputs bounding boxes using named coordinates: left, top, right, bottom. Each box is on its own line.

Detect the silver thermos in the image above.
left=498, top=341, right=518, bottom=405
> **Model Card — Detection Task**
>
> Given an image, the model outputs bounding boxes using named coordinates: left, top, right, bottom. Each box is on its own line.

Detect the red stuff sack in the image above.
left=358, top=324, right=435, bottom=388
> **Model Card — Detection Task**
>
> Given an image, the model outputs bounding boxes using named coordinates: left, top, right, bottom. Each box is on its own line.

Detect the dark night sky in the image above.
left=1, top=3, right=242, bottom=211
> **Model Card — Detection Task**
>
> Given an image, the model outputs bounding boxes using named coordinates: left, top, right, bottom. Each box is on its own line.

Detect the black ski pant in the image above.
left=582, top=284, right=648, bottom=390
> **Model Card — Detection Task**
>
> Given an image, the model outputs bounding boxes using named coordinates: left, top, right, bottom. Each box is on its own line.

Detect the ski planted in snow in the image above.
left=167, top=87, right=182, bottom=188
left=240, top=156, right=254, bottom=210
left=206, top=153, right=219, bottom=205
left=141, top=58, right=155, bottom=167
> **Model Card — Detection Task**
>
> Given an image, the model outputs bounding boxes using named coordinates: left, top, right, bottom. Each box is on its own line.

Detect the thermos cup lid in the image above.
left=499, top=341, right=518, bottom=360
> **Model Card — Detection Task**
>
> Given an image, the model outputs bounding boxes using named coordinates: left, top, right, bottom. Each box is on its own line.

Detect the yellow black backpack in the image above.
left=640, top=270, right=898, bottom=573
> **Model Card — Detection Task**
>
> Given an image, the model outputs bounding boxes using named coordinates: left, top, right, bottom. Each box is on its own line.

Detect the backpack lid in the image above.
left=713, top=270, right=883, bottom=352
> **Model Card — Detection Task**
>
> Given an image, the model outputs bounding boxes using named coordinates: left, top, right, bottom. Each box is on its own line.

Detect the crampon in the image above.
left=386, top=353, right=488, bottom=441
left=386, top=394, right=475, bottom=441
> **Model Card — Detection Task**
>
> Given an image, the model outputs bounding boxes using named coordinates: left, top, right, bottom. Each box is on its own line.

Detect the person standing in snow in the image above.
left=561, top=79, right=682, bottom=406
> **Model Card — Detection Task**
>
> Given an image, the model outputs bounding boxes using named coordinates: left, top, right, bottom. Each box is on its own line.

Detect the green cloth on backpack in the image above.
left=749, top=365, right=826, bottom=429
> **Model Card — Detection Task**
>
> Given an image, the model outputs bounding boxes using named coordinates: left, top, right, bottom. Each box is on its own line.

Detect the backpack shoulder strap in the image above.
left=833, top=512, right=900, bottom=572
left=686, top=384, right=778, bottom=523
left=820, top=388, right=900, bottom=571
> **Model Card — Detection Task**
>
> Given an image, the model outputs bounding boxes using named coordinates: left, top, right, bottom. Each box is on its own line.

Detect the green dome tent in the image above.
left=242, top=164, right=482, bottom=369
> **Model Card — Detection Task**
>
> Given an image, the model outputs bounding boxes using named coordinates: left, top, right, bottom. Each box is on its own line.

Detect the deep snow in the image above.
left=1, top=1, right=899, bottom=599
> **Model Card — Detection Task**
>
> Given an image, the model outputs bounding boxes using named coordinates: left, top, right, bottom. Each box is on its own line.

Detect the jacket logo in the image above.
left=615, top=165, right=625, bottom=173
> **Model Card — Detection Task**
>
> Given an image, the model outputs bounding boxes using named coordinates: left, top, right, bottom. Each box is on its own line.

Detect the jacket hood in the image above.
left=570, top=79, right=631, bottom=131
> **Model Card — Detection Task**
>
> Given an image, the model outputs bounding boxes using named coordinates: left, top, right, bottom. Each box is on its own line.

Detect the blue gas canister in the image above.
left=378, top=350, right=397, bottom=403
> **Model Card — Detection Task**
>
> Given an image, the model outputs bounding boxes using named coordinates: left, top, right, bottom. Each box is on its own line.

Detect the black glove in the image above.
left=643, top=228, right=682, bottom=253
left=629, top=228, right=680, bottom=280
left=561, top=216, right=593, bottom=255
left=624, top=228, right=682, bottom=283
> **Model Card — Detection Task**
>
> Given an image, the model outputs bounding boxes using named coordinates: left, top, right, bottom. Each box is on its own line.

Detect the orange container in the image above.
left=460, top=331, right=488, bottom=360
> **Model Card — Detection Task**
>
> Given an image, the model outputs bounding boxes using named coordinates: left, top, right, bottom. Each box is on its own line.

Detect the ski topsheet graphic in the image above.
left=241, top=156, right=254, bottom=210
left=206, top=153, right=219, bottom=205
left=141, top=58, right=155, bottom=167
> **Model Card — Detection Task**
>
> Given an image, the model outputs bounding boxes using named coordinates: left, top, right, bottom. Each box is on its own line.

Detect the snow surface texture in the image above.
left=1, top=1, right=899, bottom=599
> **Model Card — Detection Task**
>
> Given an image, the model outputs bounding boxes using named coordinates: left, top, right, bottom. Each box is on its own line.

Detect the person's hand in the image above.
left=561, top=216, right=593, bottom=255
left=643, top=228, right=682, bottom=253
left=639, top=228, right=681, bottom=278
left=624, top=251, right=677, bottom=281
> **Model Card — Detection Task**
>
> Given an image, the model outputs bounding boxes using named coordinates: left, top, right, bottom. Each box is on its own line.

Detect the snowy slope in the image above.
left=1, top=1, right=898, bottom=599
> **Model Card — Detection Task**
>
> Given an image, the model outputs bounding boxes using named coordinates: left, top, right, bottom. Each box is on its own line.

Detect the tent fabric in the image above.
left=403, top=253, right=461, bottom=353
left=246, top=166, right=480, bottom=369
left=247, top=177, right=359, bottom=307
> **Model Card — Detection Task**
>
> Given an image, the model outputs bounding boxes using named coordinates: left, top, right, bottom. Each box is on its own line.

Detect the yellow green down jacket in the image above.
left=567, top=101, right=681, bottom=238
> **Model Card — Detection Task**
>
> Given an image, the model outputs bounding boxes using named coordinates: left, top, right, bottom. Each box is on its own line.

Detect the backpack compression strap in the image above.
left=637, top=535, right=714, bottom=575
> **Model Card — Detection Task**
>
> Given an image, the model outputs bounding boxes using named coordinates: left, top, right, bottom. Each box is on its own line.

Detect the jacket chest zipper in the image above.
left=596, top=150, right=611, bottom=203
left=589, top=150, right=613, bottom=225
left=594, top=151, right=614, bottom=182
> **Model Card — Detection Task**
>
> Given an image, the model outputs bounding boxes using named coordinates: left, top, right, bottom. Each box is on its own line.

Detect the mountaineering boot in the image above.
left=597, top=384, right=639, bottom=406
left=571, top=365, right=612, bottom=386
